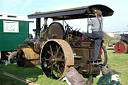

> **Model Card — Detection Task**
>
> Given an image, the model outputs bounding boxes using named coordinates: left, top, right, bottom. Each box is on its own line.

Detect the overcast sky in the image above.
left=0, top=0, right=128, bottom=34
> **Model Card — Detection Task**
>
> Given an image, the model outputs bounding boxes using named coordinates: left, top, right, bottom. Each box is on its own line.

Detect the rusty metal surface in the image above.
left=46, top=22, right=64, bottom=39
left=17, top=45, right=28, bottom=55
left=17, top=48, right=40, bottom=67
left=34, top=39, right=44, bottom=52
left=40, top=39, right=74, bottom=80
left=23, top=48, right=40, bottom=67
left=41, top=39, right=74, bottom=65
left=72, top=40, right=101, bottom=74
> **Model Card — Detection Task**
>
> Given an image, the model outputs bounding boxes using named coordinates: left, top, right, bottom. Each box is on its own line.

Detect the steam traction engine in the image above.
left=16, top=4, right=114, bottom=84
left=114, top=34, right=128, bottom=53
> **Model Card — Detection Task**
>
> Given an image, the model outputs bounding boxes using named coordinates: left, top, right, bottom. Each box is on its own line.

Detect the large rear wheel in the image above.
left=100, top=46, right=108, bottom=66
left=41, top=40, right=74, bottom=80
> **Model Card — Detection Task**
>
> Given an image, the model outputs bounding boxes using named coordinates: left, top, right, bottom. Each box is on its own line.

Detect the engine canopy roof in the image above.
left=28, top=4, right=114, bottom=20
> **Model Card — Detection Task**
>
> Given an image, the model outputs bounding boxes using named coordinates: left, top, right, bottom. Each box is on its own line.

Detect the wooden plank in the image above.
left=2, top=72, right=39, bottom=85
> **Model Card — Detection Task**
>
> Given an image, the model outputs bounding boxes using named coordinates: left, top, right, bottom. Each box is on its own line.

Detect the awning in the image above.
left=28, top=4, right=114, bottom=20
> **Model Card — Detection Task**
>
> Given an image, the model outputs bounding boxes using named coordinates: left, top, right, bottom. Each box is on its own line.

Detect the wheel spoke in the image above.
left=55, top=45, right=60, bottom=57
left=47, top=51, right=52, bottom=55
left=45, top=59, right=51, bottom=61
left=50, top=65, right=54, bottom=75
left=56, top=58, right=65, bottom=62
left=62, top=63, right=65, bottom=67
left=56, top=65, right=62, bottom=75
left=59, top=53, right=64, bottom=58
left=50, top=45, right=54, bottom=57
left=56, top=65, right=59, bottom=77
left=47, top=64, right=51, bottom=68
left=55, top=65, right=63, bottom=77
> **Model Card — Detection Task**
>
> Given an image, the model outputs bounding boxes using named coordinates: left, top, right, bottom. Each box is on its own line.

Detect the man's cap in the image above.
left=95, top=10, right=102, bottom=16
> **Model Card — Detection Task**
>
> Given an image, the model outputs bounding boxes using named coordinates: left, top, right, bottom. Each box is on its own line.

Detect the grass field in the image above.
left=0, top=49, right=128, bottom=85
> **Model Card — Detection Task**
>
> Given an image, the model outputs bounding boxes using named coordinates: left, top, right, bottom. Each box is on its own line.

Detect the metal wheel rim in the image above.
left=100, top=46, right=108, bottom=66
left=41, top=41, right=69, bottom=80
left=114, top=41, right=127, bottom=53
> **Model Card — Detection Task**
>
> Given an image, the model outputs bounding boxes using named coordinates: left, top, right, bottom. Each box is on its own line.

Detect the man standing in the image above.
left=85, top=10, right=103, bottom=61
